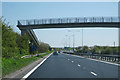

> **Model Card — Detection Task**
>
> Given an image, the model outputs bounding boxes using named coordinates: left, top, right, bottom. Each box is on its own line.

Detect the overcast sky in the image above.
left=2, top=2, right=119, bottom=47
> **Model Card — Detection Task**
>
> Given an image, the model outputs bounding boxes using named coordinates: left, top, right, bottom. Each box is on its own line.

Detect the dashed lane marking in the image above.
left=78, top=64, right=81, bottom=67
left=91, top=71, right=97, bottom=76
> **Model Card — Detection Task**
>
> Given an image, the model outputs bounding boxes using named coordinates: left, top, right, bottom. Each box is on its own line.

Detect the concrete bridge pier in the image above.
left=21, top=29, right=27, bottom=35
left=20, top=29, right=38, bottom=54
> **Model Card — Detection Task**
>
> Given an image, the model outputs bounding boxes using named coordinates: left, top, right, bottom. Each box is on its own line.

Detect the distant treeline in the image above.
left=2, top=20, right=50, bottom=59
left=76, top=45, right=119, bottom=55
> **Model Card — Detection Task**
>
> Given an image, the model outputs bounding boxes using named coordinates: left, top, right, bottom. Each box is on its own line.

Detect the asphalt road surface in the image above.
left=26, top=53, right=119, bottom=79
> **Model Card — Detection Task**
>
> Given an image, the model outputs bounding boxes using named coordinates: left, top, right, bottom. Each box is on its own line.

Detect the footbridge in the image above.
left=17, top=17, right=120, bottom=47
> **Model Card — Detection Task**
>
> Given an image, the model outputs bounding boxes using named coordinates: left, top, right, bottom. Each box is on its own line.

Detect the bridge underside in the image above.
left=17, top=22, right=119, bottom=29
left=21, top=29, right=39, bottom=46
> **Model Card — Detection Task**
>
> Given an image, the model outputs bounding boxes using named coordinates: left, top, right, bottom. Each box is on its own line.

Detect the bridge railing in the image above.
left=29, top=30, right=40, bottom=45
left=18, top=17, right=120, bottom=26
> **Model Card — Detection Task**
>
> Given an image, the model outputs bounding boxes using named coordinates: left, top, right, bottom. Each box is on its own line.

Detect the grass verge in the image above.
left=2, top=51, right=53, bottom=77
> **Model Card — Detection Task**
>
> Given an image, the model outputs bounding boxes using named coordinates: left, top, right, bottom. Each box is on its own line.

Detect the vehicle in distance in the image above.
left=58, top=50, right=61, bottom=53
left=53, top=51, right=58, bottom=55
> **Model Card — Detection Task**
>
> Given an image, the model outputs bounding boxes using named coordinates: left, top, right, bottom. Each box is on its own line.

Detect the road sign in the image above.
left=31, top=45, right=37, bottom=51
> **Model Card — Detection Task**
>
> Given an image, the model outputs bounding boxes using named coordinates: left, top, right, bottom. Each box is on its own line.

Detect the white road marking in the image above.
left=72, top=61, right=74, bottom=63
left=22, top=53, right=53, bottom=79
left=91, top=72, right=97, bottom=76
left=78, top=64, right=81, bottom=67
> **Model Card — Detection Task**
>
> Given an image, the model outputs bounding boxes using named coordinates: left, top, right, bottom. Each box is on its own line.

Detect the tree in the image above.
left=103, top=47, right=113, bottom=54
left=16, top=34, right=30, bottom=55
left=82, top=46, right=88, bottom=53
left=2, top=23, right=19, bottom=58
left=113, top=47, right=119, bottom=55
left=38, top=42, right=50, bottom=53
left=2, top=20, right=30, bottom=58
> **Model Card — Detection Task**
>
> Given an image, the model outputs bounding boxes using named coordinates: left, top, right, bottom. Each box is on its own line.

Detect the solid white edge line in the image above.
left=91, top=72, right=97, bottom=76
left=22, top=52, right=53, bottom=79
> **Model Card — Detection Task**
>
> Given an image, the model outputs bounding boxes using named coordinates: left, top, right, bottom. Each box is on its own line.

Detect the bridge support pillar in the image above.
left=21, top=29, right=27, bottom=35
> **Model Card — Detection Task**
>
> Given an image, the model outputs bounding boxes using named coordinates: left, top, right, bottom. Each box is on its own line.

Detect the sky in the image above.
left=1, top=0, right=120, bottom=2
left=2, top=2, right=119, bottom=47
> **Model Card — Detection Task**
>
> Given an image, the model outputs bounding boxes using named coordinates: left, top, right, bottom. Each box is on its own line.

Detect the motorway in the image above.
left=26, top=53, right=119, bottom=79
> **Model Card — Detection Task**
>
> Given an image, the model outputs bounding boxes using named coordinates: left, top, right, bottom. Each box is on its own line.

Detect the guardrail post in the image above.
left=114, top=57, right=116, bottom=62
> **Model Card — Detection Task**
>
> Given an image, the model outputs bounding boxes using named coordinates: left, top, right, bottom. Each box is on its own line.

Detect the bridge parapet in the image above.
left=18, top=17, right=119, bottom=26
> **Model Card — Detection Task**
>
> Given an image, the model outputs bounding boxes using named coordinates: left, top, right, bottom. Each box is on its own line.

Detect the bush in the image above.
left=16, top=34, right=30, bottom=55
left=2, top=21, right=30, bottom=58
left=38, top=42, right=50, bottom=53
left=2, top=24, right=19, bottom=58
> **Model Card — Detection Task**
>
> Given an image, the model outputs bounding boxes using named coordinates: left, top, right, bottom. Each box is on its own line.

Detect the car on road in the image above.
left=53, top=51, right=58, bottom=55
left=58, top=50, right=61, bottom=53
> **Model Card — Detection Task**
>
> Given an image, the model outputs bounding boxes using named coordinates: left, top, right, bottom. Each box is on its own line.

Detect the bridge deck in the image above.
left=18, top=22, right=119, bottom=29
left=17, top=17, right=120, bottom=29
